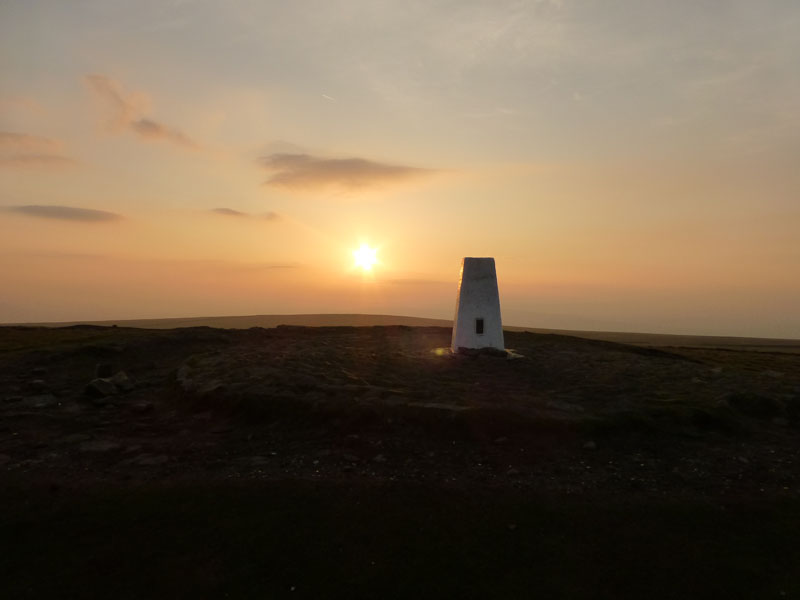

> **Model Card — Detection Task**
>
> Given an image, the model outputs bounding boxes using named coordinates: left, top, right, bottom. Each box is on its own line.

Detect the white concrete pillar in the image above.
left=451, top=257, right=504, bottom=351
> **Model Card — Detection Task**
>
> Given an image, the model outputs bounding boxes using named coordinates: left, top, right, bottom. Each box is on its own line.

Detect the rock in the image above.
left=110, top=371, right=135, bottom=392
left=0, top=454, right=11, bottom=466
left=3, top=396, right=23, bottom=404
left=32, top=367, right=47, bottom=377
left=343, top=453, right=360, bottom=463
left=506, top=467, right=520, bottom=477
left=79, top=440, right=122, bottom=453
left=583, top=440, right=597, bottom=450
left=95, top=363, right=114, bottom=378
left=494, top=437, right=509, bottom=445
left=22, top=394, right=58, bottom=409
left=85, top=378, right=117, bottom=398
left=62, top=433, right=92, bottom=444
left=373, top=454, right=387, bottom=463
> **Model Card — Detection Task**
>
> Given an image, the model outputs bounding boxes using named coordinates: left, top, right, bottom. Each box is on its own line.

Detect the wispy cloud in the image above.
left=85, top=74, right=198, bottom=149
left=0, top=131, right=76, bottom=168
left=0, top=132, right=63, bottom=152
left=0, top=154, right=78, bottom=168
left=210, top=207, right=279, bottom=220
left=212, top=207, right=247, bottom=217
left=257, top=153, right=434, bottom=190
left=5, top=205, right=123, bottom=222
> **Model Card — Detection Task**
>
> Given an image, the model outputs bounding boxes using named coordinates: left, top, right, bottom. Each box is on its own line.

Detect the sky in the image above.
left=1, top=0, right=799, bottom=337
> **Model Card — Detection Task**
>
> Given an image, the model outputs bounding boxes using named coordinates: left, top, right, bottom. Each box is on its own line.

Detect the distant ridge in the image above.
left=4, top=313, right=799, bottom=352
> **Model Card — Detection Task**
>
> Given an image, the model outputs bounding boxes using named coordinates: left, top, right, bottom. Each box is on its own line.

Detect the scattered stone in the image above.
left=110, top=371, right=134, bottom=392
left=0, top=454, right=11, bottom=466
left=31, top=367, right=47, bottom=377
left=408, top=402, right=471, bottom=412
left=129, top=454, right=169, bottom=466
left=506, top=467, right=520, bottom=477
left=79, top=440, right=122, bottom=453
left=62, top=433, right=92, bottom=444
left=772, top=417, right=789, bottom=427
left=494, top=437, right=509, bottom=445
left=85, top=378, right=117, bottom=398
left=132, top=401, right=154, bottom=413
left=546, top=400, right=585, bottom=413
left=343, top=453, right=360, bottom=463
left=22, top=394, right=58, bottom=409
left=583, top=440, right=598, bottom=451
left=28, top=379, right=48, bottom=393
left=455, top=346, right=508, bottom=358
left=727, top=392, right=783, bottom=418
left=3, top=396, right=23, bottom=404
left=95, top=363, right=114, bottom=378
left=373, top=454, right=387, bottom=463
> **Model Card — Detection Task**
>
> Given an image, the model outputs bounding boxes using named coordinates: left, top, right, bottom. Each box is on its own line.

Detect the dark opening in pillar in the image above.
left=475, top=318, right=484, bottom=335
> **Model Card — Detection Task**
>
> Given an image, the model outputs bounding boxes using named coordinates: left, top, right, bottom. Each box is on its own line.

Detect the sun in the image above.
left=353, top=243, right=378, bottom=271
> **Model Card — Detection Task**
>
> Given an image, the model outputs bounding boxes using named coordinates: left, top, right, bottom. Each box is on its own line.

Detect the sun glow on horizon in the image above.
left=353, top=243, right=378, bottom=271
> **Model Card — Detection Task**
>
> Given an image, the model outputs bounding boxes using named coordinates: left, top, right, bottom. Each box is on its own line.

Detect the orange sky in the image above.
left=1, top=1, right=799, bottom=337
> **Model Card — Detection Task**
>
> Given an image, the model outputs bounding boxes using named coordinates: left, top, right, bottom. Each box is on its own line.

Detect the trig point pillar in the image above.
left=451, top=257, right=504, bottom=352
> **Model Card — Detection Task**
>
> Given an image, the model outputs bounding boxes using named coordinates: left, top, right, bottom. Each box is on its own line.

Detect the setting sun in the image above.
left=353, top=244, right=378, bottom=271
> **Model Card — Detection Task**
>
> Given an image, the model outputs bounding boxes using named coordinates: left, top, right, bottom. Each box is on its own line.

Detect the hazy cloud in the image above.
left=211, top=207, right=279, bottom=220
left=5, top=205, right=123, bottom=222
left=85, top=74, right=198, bottom=149
left=258, top=153, right=433, bottom=189
left=382, top=278, right=447, bottom=285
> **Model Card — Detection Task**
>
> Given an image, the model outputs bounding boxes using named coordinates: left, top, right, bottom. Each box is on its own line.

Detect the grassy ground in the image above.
left=2, top=482, right=799, bottom=599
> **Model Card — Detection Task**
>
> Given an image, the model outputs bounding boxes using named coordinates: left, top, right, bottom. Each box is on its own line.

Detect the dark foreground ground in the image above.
left=1, top=325, right=799, bottom=598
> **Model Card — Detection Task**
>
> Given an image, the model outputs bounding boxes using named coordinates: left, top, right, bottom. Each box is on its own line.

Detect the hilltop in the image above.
left=1, top=323, right=799, bottom=598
